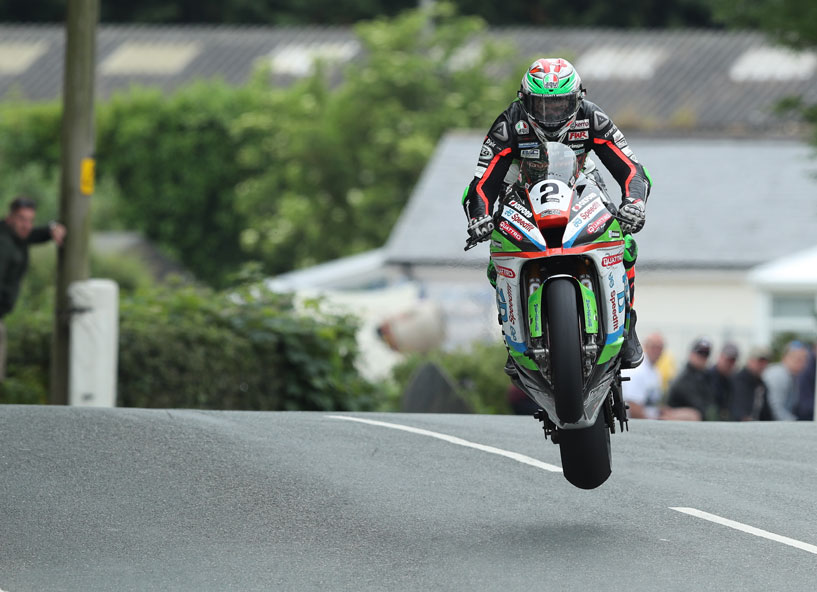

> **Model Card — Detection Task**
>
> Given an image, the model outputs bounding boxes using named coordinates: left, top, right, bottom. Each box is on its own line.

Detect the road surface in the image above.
left=1, top=406, right=815, bottom=591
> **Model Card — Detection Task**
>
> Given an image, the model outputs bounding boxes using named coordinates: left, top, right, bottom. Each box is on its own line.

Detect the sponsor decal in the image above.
left=497, top=289, right=508, bottom=323
left=602, top=253, right=623, bottom=267
left=484, top=136, right=498, bottom=149
left=479, top=145, right=492, bottom=160
left=571, top=118, right=590, bottom=130
left=587, top=212, right=612, bottom=234
left=612, top=130, right=626, bottom=147
left=508, top=284, right=516, bottom=323
left=571, top=193, right=595, bottom=212
left=609, top=230, right=621, bottom=239
left=520, top=149, right=540, bottom=159
left=492, top=121, right=509, bottom=142
left=568, top=130, right=589, bottom=142
left=509, top=200, right=532, bottom=218
left=496, top=264, right=516, bottom=279
left=579, top=201, right=602, bottom=221
left=475, top=165, right=487, bottom=178
left=515, top=120, right=529, bottom=134
left=510, top=212, right=535, bottom=232
left=518, top=141, right=539, bottom=148
left=499, top=220, right=524, bottom=241
left=593, top=111, right=610, bottom=130
left=610, top=290, right=619, bottom=331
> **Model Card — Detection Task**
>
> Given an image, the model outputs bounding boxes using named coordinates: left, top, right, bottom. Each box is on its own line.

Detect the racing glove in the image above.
left=467, top=215, right=494, bottom=243
left=618, top=198, right=646, bottom=234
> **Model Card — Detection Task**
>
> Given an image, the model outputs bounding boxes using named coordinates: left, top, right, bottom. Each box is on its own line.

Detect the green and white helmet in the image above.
left=519, top=58, right=584, bottom=141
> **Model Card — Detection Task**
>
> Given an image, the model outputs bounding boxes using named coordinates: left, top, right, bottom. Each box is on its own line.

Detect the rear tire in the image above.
left=545, top=277, right=612, bottom=489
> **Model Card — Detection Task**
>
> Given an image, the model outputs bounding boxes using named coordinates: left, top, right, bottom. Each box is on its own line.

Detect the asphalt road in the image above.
left=1, top=406, right=815, bottom=591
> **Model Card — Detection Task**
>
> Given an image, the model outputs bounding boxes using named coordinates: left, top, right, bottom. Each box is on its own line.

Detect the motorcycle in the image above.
left=466, top=142, right=631, bottom=490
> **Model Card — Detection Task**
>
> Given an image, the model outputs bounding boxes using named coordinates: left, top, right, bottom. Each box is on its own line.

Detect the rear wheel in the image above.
left=545, top=278, right=611, bottom=489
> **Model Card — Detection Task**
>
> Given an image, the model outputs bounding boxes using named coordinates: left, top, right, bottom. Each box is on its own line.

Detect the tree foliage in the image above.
left=710, top=0, right=817, bottom=48
left=230, top=4, right=522, bottom=274
left=0, top=279, right=379, bottom=411
left=0, top=4, right=522, bottom=285
left=0, top=0, right=718, bottom=27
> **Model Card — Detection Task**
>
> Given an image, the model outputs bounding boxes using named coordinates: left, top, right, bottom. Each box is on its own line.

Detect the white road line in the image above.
left=326, top=415, right=562, bottom=473
left=670, top=507, right=817, bottom=556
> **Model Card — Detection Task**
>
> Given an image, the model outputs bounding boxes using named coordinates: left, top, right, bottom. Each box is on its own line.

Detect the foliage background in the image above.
left=0, top=4, right=524, bottom=287
left=0, top=0, right=719, bottom=28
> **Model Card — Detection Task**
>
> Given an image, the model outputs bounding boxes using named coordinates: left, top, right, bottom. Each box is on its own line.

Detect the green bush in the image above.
left=1, top=281, right=378, bottom=411
left=390, top=340, right=512, bottom=414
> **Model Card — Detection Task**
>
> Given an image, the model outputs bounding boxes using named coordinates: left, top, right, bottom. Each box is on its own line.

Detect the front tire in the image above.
left=545, top=277, right=612, bottom=489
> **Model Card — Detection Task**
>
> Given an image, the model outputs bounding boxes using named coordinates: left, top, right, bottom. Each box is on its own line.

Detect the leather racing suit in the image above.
left=462, top=98, right=651, bottom=300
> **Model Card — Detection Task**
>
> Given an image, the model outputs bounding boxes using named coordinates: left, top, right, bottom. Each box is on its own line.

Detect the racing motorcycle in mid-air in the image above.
left=466, top=142, right=632, bottom=490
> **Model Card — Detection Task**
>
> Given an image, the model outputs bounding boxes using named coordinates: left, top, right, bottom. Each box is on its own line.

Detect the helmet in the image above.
left=519, top=58, right=584, bottom=141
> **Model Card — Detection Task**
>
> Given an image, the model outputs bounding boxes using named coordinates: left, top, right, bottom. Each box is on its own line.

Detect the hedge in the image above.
left=0, top=282, right=377, bottom=411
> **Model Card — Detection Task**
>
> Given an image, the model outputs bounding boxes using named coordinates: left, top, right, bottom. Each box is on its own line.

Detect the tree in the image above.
left=0, top=0, right=718, bottom=27
left=710, top=0, right=817, bottom=48
left=229, top=2, right=523, bottom=274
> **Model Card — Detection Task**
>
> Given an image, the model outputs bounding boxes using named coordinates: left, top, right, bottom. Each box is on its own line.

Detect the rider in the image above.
left=462, top=57, right=652, bottom=369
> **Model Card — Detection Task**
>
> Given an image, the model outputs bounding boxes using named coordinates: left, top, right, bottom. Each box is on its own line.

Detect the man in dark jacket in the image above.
left=462, top=57, right=652, bottom=369
left=667, top=338, right=718, bottom=421
left=707, top=342, right=739, bottom=420
left=730, top=346, right=772, bottom=421
left=0, top=196, right=66, bottom=380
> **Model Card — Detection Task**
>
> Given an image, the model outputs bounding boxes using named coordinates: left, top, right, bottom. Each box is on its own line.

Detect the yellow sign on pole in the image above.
left=80, top=157, right=95, bottom=195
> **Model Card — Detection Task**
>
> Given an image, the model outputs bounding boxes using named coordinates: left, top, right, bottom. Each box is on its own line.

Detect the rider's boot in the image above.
left=620, top=308, right=644, bottom=369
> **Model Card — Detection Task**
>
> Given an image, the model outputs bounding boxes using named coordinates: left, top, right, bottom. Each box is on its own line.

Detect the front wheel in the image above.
left=545, top=277, right=611, bottom=489
left=557, top=411, right=611, bottom=489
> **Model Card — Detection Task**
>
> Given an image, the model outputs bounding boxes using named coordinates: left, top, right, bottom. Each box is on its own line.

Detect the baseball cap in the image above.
left=748, top=345, right=771, bottom=361
left=721, top=342, right=739, bottom=360
left=691, top=337, right=712, bottom=358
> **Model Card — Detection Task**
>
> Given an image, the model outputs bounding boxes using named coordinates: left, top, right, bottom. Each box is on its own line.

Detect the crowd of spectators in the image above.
left=623, top=335, right=816, bottom=421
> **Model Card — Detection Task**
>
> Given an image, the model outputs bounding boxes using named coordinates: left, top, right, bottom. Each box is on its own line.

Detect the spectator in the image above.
left=0, top=196, right=66, bottom=381
left=763, top=341, right=809, bottom=421
left=708, top=342, right=739, bottom=420
left=622, top=332, right=665, bottom=419
left=730, top=346, right=772, bottom=421
left=666, top=337, right=717, bottom=421
left=793, top=341, right=816, bottom=421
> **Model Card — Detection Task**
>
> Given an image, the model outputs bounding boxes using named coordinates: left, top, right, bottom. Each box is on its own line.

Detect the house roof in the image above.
left=749, top=245, right=817, bottom=290
left=2, top=24, right=817, bottom=133
left=383, top=132, right=817, bottom=270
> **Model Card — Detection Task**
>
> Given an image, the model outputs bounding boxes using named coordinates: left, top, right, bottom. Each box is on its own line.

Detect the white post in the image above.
left=68, top=279, right=119, bottom=407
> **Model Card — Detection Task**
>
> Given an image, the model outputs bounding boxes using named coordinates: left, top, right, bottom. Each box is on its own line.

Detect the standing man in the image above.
left=763, top=341, right=809, bottom=421
left=730, top=346, right=772, bottom=421
left=666, top=338, right=717, bottom=421
left=707, top=342, right=739, bottom=420
left=622, top=332, right=665, bottom=419
left=0, top=196, right=66, bottom=380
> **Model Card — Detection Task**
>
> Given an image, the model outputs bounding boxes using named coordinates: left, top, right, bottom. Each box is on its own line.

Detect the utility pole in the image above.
left=51, top=0, right=99, bottom=405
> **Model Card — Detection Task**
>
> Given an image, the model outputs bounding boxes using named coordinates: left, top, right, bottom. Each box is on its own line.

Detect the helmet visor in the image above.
left=527, top=93, right=579, bottom=127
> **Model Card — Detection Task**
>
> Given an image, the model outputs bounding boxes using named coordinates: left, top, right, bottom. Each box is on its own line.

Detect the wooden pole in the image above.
left=51, top=0, right=99, bottom=405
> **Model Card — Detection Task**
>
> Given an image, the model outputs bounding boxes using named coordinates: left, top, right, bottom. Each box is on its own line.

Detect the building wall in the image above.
left=634, top=268, right=759, bottom=367
left=410, top=264, right=763, bottom=369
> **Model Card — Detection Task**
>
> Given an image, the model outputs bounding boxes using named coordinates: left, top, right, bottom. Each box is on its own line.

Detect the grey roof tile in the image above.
left=383, top=131, right=817, bottom=270
left=2, top=25, right=817, bottom=133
